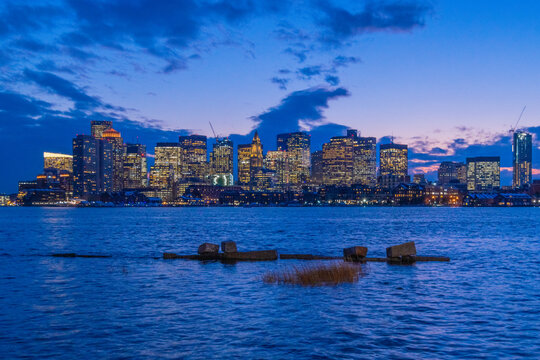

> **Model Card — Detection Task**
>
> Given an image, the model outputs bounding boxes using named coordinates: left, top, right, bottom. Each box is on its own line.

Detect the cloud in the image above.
left=0, top=91, right=52, bottom=117
left=325, top=75, right=339, bottom=86
left=0, top=0, right=283, bottom=73
left=315, top=0, right=432, bottom=45
left=226, top=86, right=351, bottom=148
left=271, top=77, right=290, bottom=90
left=23, top=69, right=101, bottom=109
left=252, top=86, right=350, bottom=137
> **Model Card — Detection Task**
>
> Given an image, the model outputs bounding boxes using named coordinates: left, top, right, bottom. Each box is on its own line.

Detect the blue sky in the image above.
left=0, top=0, right=539, bottom=192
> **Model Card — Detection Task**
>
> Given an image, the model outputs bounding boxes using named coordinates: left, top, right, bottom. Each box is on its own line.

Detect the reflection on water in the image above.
left=0, top=207, right=539, bottom=359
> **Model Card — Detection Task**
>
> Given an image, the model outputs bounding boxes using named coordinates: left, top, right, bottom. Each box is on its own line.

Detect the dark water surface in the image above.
left=0, top=207, right=538, bottom=359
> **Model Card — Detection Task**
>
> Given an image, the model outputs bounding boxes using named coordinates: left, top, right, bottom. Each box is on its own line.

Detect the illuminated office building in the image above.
left=210, top=138, right=233, bottom=176
left=250, top=131, right=263, bottom=177
left=102, top=127, right=124, bottom=192
left=72, top=135, right=112, bottom=198
left=438, top=161, right=467, bottom=185
left=155, top=143, right=182, bottom=181
left=253, top=168, right=275, bottom=191
left=353, top=137, right=377, bottom=186
left=322, top=136, right=355, bottom=185
left=379, top=143, right=408, bottom=177
left=277, top=132, right=310, bottom=185
left=37, top=168, right=73, bottom=199
left=123, top=144, right=147, bottom=188
left=237, top=144, right=252, bottom=186
left=90, top=120, right=112, bottom=139
left=43, top=152, right=73, bottom=173
left=237, top=132, right=263, bottom=188
left=179, top=135, right=208, bottom=179
left=264, top=150, right=289, bottom=188
left=513, top=131, right=532, bottom=188
left=149, top=165, right=175, bottom=202
left=466, top=156, right=500, bottom=191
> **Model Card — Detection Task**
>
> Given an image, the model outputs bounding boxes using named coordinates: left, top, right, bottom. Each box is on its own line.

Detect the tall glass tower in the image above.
left=513, top=131, right=532, bottom=188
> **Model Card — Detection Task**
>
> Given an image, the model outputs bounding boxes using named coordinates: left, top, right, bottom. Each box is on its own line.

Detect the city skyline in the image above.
left=1, top=1, right=540, bottom=193
left=7, top=118, right=537, bottom=207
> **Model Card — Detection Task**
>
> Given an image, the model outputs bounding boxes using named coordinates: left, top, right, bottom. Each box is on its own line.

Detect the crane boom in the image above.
left=209, top=122, right=217, bottom=139
left=511, top=106, right=526, bottom=133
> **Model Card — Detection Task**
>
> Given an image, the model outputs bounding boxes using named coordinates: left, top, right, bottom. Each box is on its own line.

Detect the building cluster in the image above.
left=4, top=120, right=538, bottom=207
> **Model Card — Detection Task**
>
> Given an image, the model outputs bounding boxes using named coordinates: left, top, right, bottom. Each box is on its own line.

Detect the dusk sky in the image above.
left=1, top=0, right=539, bottom=192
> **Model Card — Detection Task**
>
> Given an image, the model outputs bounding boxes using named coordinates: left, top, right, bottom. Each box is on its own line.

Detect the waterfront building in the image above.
left=322, top=136, right=355, bottom=185
left=184, top=184, right=243, bottom=203
left=495, top=193, right=533, bottom=207
left=43, top=152, right=73, bottom=173
left=513, top=131, right=532, bottom=188
left=123, top=144, right=147, bottom=188
left=0, top=194, right=9, bottom=206
left=392, top=183, right=425, bottom=205
left=276, top=132, right=310, bottom=185
left=210, top=138, right=233, bottom=176
left=179, top=135, right=208, bottom=180
left=72, top=135, right=113, bottom=198
left=102, top=127, right=124, bottom=192
left=353, top=137, right=377, bottom=186
left=264, top=150, right=289, bottom=189
left=438, top=161, right=467, bottom=185
left=37, top=168, right=73, bottom=198
left=466, top=156, right=500, bottom=191
left=154, top=143, right=182, bottom=181
left=424, top=185, right=463, bottom=206
left=379, top=143, right=408, bottom=177
left=310, top=150, right=324, bottom=185
left=149, top=165, right=175, bottom=202
left=90, top=120, right=112, bottom=139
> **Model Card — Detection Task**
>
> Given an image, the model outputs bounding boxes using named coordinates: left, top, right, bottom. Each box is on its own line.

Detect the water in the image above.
left=0, top=207, right=538, bottom=359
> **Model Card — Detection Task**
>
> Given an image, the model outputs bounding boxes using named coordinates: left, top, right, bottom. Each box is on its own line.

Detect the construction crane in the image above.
left=209, top=122, right=219, bottom=140
left=510, top=106, right=526, bottom=134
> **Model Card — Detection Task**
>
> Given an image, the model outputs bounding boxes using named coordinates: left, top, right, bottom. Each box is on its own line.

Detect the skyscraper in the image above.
left=513, top=131, right=532, bottom=188
left=466, top=156, right=500, bottom=191
left=123, top=144, right=147, bottom=188
left=210, top=138, right=233, bottom=175
left=149, top=165, right=175, bottom=202
left=322, top=136, right=355, bottom=185
left=154, top=143, right=182, bottom=181
left=102, top=127, right=124, bottom=192
left=250, top=131, right=263, bottom=178
left=237, top=144, right=251, bottom=186
left=72, top=135, right=112, bottom=198
left=43, top=152, right=73, bottom=173
left=277, top=132, right=310, bottom=185
left=264, top=150, right=289, bottom=188
left=90, top=120, right=112, bottom=139
left=310, top=150, right=324, bottom=185
left=353, top=137, right=377, bottom=186
left=379, top=143, right=408, bottom=177
left=179, top=135, right=208, bottom=179
left=438, top=161, right=467, bottom=185
left=237, top=132, right=263, bottom=188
